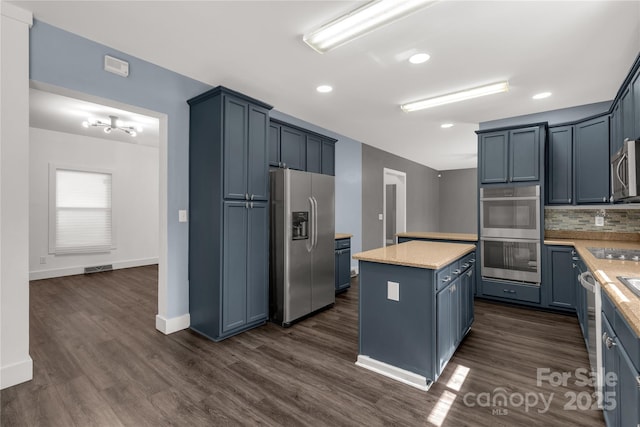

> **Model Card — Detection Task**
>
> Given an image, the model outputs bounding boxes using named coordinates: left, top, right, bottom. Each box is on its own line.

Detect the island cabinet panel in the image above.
left=437, top=278, right=458, bottom=374
left=358, top=261, right=436, bottom=380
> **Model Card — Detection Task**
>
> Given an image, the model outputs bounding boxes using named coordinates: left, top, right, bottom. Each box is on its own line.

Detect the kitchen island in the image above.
left=353, top=240, right=476, bottom=391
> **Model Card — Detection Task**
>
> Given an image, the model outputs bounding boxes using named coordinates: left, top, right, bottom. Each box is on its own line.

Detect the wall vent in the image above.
left=84, top=264, right=113, bottom=274
left=104, top=55, right=129, bottom=77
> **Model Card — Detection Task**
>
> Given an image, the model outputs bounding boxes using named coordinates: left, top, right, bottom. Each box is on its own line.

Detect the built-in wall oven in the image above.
left=480, top=185, right=541, bottom=284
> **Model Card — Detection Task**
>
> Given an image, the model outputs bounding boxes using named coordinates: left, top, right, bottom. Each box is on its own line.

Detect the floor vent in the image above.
left=84, top=264, right=113, bottom=274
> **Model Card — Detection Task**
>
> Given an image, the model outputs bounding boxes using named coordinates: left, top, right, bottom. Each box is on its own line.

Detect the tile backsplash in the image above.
left=545, top=208, right=640, bottom=233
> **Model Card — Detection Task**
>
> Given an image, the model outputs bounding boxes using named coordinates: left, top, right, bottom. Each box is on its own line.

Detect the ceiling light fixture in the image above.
left=409, top=53, right=431, bottom=64
left=82, top=115, right=142, bottom=137
left=532, top=92, right=552, bottom=100
left=316, top=85, right=333, bottom=93
left=441, top=123, right=454, bottom=128
left=401, top=81, right=509, bottom=112
left=303, top=0, right=438, bottom=54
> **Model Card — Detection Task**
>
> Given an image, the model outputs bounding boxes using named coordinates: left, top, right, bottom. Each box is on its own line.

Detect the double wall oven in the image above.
left=480, top=185, right=541, bottom=284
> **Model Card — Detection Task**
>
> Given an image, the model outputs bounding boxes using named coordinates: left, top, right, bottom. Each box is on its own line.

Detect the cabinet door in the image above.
left=509, top=126, right=540, bottom=182
left=621, top=85, right=635, bottom=142
left=334, top=250, right=340, bottom=291
left=338, top=248, right=351, bottom=289
left=601, top=314, right=619, bottom=427
left=248, top=105, right=269, bottom=201
left=574, top=116, right=610, bottom=204
left=280, top=126, right=306, bottom=171
left=223, top=97, right=248, bottom=200
left=547, top=246, right=576, bottom=309
left=321, top=141, right=335, bottom=176
left=268, top=123, right=281, bottom=167
left=246, top=202, right=268, bottom=323
left=547, top=126, right=573, bottom=204
left=618, top=341, right=640, bottom=427
left=306, top=134, right=322, bottom=174
left=437, top=283, right=454, bottom=374
left=459, top=269, right=469, bottom=338
left=610, top=102, right=622, bottom=159
left=633, top=70, right=640, bottom=140
left=222, top=202, right=248, bottom=333
left=479, top=131, right=508, bottom=184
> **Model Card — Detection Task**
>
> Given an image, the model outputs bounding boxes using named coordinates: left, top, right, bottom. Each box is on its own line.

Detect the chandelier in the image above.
left=82, top=115, right=142, bottom=137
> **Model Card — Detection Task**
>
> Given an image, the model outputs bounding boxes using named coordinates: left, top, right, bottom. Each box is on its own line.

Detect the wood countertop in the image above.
left=545, top=238, right=640, bottom=336
left=397, top=231, right=478, bottom=242
left=335, top=233, right=353, bottom=240
left=353, top=241, right=476, bottom=270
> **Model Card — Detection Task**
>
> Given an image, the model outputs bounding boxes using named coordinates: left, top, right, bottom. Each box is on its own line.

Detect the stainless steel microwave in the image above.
left=611, top=139, right=640, bottom=202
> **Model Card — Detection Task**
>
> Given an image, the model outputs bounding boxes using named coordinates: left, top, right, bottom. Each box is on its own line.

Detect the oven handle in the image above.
left=578, top=271, right=596, bottom=293
left=480, top=196, right=540, bottom=202
left=615, top=153, right=628, bottom=190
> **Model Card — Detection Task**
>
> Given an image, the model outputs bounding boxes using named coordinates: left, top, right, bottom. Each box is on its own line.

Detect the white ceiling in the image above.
left=15, top=1, right=640, bottom=170
left=29, top=88, right=160, bottom=147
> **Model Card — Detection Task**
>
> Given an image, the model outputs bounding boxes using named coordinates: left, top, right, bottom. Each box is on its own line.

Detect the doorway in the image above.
left=383, top=168, right=407, bottom=246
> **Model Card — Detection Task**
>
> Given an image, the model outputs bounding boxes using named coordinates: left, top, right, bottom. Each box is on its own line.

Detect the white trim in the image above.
left=0, top=356, right=33, bottom=389
left=382, top=167, right=407, bottom=247
left=0, top=3, right=33, bottom=27
left=155, top=313, right=190, bottom=335
left=355, top=355, right=432, bottom=391
left=29, top=257, right=159, bottom=281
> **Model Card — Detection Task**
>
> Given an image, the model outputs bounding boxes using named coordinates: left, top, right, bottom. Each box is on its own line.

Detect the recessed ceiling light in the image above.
left=316, top=85, right=333, bottom=93
left=409, top=53, right=431, bottom=64
left=441, top=123, right=454, bottom=128
left=401, top=81, right=509, bottom=112
left=532, top=92, right=552, bottom=100
left=303, top=0, right=438, bottom=53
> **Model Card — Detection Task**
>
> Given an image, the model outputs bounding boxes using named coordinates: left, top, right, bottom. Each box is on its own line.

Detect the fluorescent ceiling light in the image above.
left=409, top=53, right=431, bottom=64
left=532, top=91, right=552, bottom=100
left=401, top=81, right=509, bottom=112
left=303, top=0, right=438, bottom=54
left=316, top=85, right=333, bottom=93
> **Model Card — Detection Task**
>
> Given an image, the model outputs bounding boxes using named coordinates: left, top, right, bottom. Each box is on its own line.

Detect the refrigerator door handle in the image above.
left=312, top=196, right=319, bottom=249
left=307, top=197, right=315, bottom=252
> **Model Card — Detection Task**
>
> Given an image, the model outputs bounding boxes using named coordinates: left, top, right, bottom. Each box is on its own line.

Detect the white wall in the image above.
left=29, top=127, right=159, bottom=279
left=0, top=2, right=33, bottom=389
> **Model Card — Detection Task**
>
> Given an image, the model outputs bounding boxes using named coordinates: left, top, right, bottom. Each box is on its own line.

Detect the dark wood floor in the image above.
left=1, top=266, right=604, bottom=426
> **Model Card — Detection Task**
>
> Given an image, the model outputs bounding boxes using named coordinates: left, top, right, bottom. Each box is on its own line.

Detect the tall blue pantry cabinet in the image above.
left=188, top=86, right=273, bottom=341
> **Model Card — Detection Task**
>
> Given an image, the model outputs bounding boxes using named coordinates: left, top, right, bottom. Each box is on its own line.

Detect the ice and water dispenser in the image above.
left=292, top=211, right=308, bottom=240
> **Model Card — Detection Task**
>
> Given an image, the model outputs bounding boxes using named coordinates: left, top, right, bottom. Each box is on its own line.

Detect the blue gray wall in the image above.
left=30, top=21, right=211, bottom=319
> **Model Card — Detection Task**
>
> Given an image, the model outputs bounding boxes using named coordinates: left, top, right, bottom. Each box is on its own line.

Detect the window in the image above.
left=49, top=166, right=113, bottom=254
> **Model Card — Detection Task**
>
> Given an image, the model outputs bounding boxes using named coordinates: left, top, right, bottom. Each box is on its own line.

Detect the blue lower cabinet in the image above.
left=482, top=280, right=541, bottom=303
left=437, top=279, right=456, bottom=374
left=545, top=246, right=576, bottom=310
left=335, top=238, right=351, bottom=293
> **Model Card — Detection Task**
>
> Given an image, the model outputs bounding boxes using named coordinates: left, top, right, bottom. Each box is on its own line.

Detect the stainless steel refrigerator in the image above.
left=269, top=169, right=335, bottom=326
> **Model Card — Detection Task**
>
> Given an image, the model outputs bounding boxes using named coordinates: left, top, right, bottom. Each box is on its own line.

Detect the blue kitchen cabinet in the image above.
left=633, top=69, right=640, bottom=140
left=268, top=123, right=281, bottom=167
left=545, top=245, right=576, bottom=311
left=188, top=86, right=272, bottom=341
left=437, top=277, right=458, bottom=374
left=621, top=85, right=635, bottom=143
left=478, top=125, right=541, bottom=184
left=335, top=238, right=351, bottom=293
left=610, top=102, right=622, bottom=159
left=460, top=264, right=474, bottom=337
left=547, top=126, right=573, bottom=204
left=306, top=134, right=322, bottom=173
left=321, top=140, right=335, bottom=176
left=573, top=255, right=588, bottom=344
left=602, top=313, right=619, bottom=427
left=280, top=125, right=306, bottom=171
left=574, top=115, right=610, bottom=204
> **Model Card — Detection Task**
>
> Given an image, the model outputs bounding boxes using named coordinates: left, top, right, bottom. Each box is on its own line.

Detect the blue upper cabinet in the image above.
left=509, top=126, right=540, bottom=182
left=633, top=69, right=640, bottom=140
left=248, top=104, right=269, bottom=201
left=574, top=115, right=610, bottom=204
left=610, top=101, right=622, bottom=159
left=621, top=85, right=635, bottom=143
left=478, top=125, right=542, bottom=184
left=547, top=126, right=573, bottom=204
left=479, top=131, right=508, bottom=183
left=306, top=134, right=322, bottom=174
left=280, top=125, right=306, bottom=171
left=270, top=119, right=336, bottom=176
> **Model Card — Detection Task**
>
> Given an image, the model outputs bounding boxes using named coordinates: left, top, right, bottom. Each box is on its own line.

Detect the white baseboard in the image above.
left=355, top=355, right=432, bottom=391
left=1, top=356, right=33, bottom=389
left=155, top=313, right=190, bottom=335
left=29, top=257, right=159, bottom=281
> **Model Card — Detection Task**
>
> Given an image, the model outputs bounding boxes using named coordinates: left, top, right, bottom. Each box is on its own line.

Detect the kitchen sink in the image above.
left=617, top=276, right=640, bottom=298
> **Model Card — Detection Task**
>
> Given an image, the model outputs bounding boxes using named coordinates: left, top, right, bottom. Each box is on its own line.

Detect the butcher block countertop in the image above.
left=396, top=231, right=478, bottom=242
left=545, top=237, right=640, bottom=336
left=335, top=233, right=353, bottom=240
left=353, top=240, right=476, bottom=270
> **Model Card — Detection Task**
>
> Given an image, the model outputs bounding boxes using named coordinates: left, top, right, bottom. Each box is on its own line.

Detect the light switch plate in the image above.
left=179, top=210, right=188, bottom=223
left=387, top=281, right=399, bottom=301
left=595, top=216, right=604, bottom=227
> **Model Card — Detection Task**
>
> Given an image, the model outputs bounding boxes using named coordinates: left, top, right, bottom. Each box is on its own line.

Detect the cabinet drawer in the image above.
left=335, top=239, right=350, bottom=250
left=436, top=265, right=452, bottom=291
left=483, top=281, right=540, bottom=303
left=460, top=253, right=475, bottom=272
left=449, top=260, right=462, bottom=279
